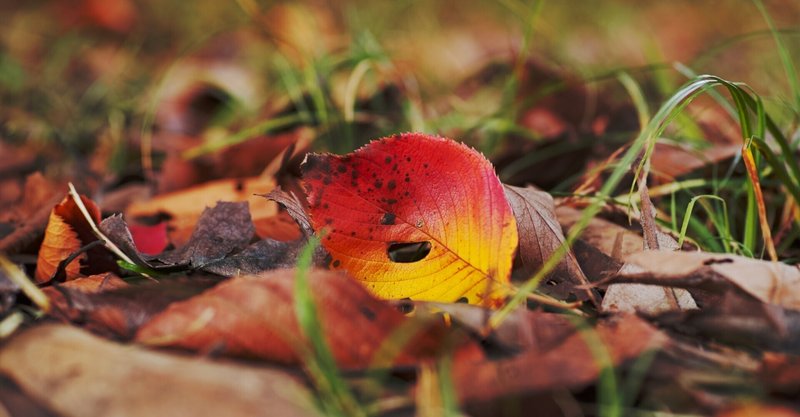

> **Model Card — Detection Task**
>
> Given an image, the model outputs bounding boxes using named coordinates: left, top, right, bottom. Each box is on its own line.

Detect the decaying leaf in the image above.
left=126, top=176, right=277, bottom=246
left=46, top=278, right=220, bottom=339
left=0, top=324, right=317, bottom=417
left=504, top=185, right=596, bottom=304
left=303, top=133, right=518, bottom=306
left=103, top=201, right=308, bottom=276
left=136, top=268, right=460, bottom=369
left=615, top=250, right=800, bottom=310
left=451, top=313, right=668, bottom=405
left=556, top=206, right=696, bottom=313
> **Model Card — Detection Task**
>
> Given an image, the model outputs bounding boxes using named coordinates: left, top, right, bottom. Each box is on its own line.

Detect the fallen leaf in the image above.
left=556, top=206, right=696, bottom=313
left=650, top=290, right=800, bottom=352
left=157, top=201, right=255, bottom=268
left=46, top=278, right=220, bottom=339
left=504, top=185, right=596, bottom=303
left=0, top=324, right=317, bottom=417
left=137, top=268, right=459, bottom=369
left=615, top=250, right=800, bottom=311
left=303, top=133, right=518, bottom=305
left=127, top=222, right=169, bottom=255
left=451, top=314, right=668, bottom=405
left=35, top=195, right=115, bottom=283
left=126, top=175, right=277, bottom=247
left=104, top=201, right=308, bottom=275
left=43, top=273, right=129, bottom=329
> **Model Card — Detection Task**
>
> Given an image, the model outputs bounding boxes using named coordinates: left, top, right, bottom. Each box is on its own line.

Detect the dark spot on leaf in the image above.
left=324, top=218, right=333, bottom=225
left=387, top=180, right=396, bottom=190
left=703, top=258, right=734, bottom=265
left=380, top=212, right=396, bottom=225
left=351, top=170, right=359, bottom=179
left=374, top=180, right=383, bottom=189
left=406, top=157, right=411, bottom=162
left=337, top=165, right=347, bottom=173
left=423, top=163, right=429, bottom=169
left=234, top=180, right=244, bottom=192
left=388, top=241, right=431, bottom=263
left=350, top=231, right=356, bottom=236
left=359, top=306, right=376, bottom=321
left=392, top=164, right=398, bottom=171
left=397, top=300, right=415, bottom=314
left=322, top=203, right=329, bottom=209
left=385, top=156, right=392, bottom=164
left=404, top=177, right=410, bottom=183
left=456, top=297, right=468, bottom=303
left=332, top=260, right=341, bottom=268
left=386, top=199, right=397, bottom=205
left=323, top=177, right=331, bottom=185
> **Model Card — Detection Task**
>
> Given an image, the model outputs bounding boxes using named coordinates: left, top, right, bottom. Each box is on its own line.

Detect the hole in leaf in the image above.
left=387, top=241, right=432, bottom=263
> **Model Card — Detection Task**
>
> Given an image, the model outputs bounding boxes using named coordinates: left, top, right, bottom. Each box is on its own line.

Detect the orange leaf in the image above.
left=126, top=176, right=277, bottom=247
left=303, top=133, right=518, bottom=306
left=35, top=195, right=102, bottom=283
left=136, top=268, right=452, bottom=369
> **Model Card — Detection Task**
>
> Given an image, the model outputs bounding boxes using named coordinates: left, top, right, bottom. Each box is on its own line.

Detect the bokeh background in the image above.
left=1, top=0, right=799, bottom=195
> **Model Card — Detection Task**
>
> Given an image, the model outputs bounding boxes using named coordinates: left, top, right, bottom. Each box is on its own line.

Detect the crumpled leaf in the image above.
left=126, top=176, right=277, bottom=247
left=157, top=201, right=254, bottom=268
left=0, top=324, right=317, bottom=417
left=503, top=185, right=596, bottom=304
left=35, top=195, right=115, bottom=283
left=103, top=198, right=312, bottom=276
left=614, top=250, right=800, bottom=311
left=303, top=133, right=518, bottom=306
left=556, top=206, right=696, bottom=313
left=136, top=268, right=462, bottom=369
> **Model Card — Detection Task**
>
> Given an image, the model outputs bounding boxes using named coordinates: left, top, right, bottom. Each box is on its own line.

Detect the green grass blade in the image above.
left=294, top=237, right=366, bottom=417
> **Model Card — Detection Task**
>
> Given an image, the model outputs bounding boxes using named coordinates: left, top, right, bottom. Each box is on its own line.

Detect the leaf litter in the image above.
left=2, top=4, right=800, bottom=414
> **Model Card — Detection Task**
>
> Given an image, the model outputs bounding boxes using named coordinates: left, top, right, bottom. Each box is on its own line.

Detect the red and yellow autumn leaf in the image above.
left=302, top=133, right=518, bottom=306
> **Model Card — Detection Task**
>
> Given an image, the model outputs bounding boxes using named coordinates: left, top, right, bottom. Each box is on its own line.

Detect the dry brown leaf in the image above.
left=137, top=268, right=462, bottom=369
left=556, top=206, right=696, bottom=313
left=618, top=250, right=800, bottom=310
left=126, top=176, right=277, bottom=246
left=35, top=195, right=109, bottom=283
left=504, top=185, right=596, bottom=304
left=46, top=278, right=220, bottom=340
left=0, top=324, right=317, bottom=417
left=43, top=273, right=129, bottom=331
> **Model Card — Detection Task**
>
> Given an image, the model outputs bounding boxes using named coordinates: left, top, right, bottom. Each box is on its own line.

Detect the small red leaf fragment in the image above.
left=128, top=222, right=169, bottom=255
